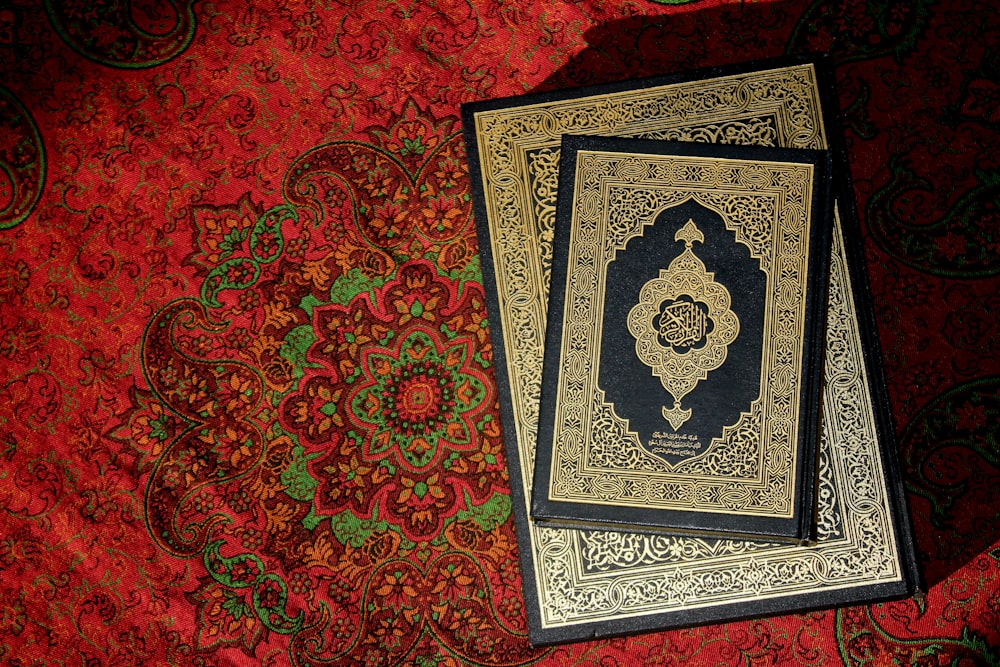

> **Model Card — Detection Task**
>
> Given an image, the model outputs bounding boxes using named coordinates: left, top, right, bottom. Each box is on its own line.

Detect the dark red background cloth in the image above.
left=1, top=0, right=998, bottom=664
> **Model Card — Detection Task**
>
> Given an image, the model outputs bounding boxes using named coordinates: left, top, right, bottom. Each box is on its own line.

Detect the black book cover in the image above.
left=531, top=136, right=833, bottom=543
left=461, top=54, right=920, bottom=645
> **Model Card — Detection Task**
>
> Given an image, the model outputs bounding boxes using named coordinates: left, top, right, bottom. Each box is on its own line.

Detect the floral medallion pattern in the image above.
left=347, top=327, right=490, bottom=473
left=118, top=102, right=534, bottom=664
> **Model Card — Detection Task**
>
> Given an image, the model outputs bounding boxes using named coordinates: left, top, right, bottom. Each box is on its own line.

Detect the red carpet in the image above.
left=1, top=0, right=998, bottom=664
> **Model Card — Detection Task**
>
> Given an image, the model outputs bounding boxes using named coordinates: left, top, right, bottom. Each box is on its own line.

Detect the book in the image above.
left=461, top=54, right=920, bottom=646
left=531, top=135, right=833, bottom=543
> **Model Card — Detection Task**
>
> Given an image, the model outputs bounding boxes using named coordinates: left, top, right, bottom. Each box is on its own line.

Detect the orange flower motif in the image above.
left=420, top=194, right=464, bottom=234
left=131, top=400, right=177, bottom=459
left=370, top=200, right=408, bottom=239
left=469, top=431, right=503, bottom=475
left=225, top=429, right=255, bottom=468
left=434, top=156, right=466, bottom=189
left=177, top=367, right=209, bottom=407
left=462, top=303, right=490, bottom=344
left=430, top=563, right=475, bottom=601
left=392, top=294, right=440, bottom=324
left=445, top=606, right=484, bottom=634
left=372, top=616, right=408, bottom=649
left=284, top=377, right=345, bottom=442
left=396, top=473, right=445, bottom=505
left=372, top=570, right=419, bottom=613
left=364, top=175, right=394, bottom=199
left=223, top=371, right=255, bottom=413
left=320, top=309, right=386, bottom=362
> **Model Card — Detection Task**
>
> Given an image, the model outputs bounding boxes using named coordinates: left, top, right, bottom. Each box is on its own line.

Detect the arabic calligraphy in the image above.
left=655, top=296, right=712, bottom=351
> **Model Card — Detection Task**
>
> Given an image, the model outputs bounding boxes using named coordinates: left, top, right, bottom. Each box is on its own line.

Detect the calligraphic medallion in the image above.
left=627, top=219, right=739, bottom=430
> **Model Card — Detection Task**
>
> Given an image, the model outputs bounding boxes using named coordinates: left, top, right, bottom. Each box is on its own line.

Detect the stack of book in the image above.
left=461, top=55, right=920, bottom=646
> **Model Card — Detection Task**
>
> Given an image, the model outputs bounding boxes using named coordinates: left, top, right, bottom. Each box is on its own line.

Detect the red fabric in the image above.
left=1, top=0, right=998, bottom=665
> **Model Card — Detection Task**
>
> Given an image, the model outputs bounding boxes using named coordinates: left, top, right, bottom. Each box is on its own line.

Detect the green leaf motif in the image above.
left=301, top=504, right=322, bottom=530
left=220, top=590, right=250, bottom=620
left=329, top=505, right=388, bottom=548
left=450, top=254, right=483, bottom=294
left=281, top=324, right=320, bottom=380
left=201, top=258, right=261, bottom=308
left=330, top=267, right=387, bottom=306
left=251, top=204, right=294, bottom=264
left=281, top=445, right=320, bottom=502
left=455, top=491, right=511, bottom=531
left=298, top=293, right=323, bottom=318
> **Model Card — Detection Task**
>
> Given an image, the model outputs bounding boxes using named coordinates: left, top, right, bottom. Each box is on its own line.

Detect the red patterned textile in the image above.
left=1, top=0, right=999, bottom=664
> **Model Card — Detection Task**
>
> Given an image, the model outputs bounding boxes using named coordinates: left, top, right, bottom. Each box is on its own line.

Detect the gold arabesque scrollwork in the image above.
left=470, top=64, right=902, bottom=631
left=627, top=219, right=740, bottom=430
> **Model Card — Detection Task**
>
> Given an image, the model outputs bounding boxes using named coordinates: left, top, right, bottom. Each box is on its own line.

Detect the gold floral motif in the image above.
left=627, top=219, right=740, bottom=430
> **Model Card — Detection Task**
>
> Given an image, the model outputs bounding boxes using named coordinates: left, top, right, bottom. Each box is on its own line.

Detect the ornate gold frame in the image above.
left=466, top=62, right=908, bottom=638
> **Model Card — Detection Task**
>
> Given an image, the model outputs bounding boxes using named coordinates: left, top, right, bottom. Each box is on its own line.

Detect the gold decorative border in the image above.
left=469, top=64, right=902, bottom=630
left=547, top=151, right=816, bottom=517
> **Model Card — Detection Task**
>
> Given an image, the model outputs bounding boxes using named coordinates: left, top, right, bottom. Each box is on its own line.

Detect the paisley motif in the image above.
left=185, top=193, right=293, bottom=307
left=786, top=0, right=932, bottom=62
left=900, top=376, right=1000, bottom=586
left=288, top=552, right=532, bottom=666
left=283, top=100, right=472, bottom=259
left=140, top=298, right=267, bottom=556
left=126, top=102, right=534, bottom=664
left=867, top=159, right=1000, bottom=278
left=43, top=0, right=197, bottom=68
left=951, top=45, right=1000, bottom=127
left=0, top=86, right=44, bottom=230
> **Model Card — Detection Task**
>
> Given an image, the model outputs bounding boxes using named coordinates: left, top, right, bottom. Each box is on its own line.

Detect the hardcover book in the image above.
left=531, top=136, right=833, bottom=543
left=461, top=55, right=920, bottom=646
